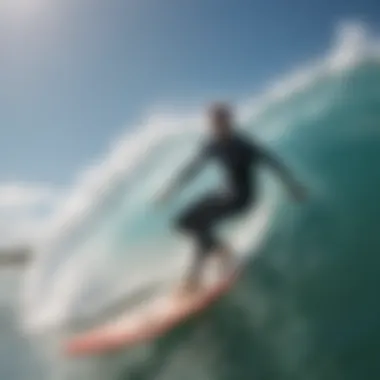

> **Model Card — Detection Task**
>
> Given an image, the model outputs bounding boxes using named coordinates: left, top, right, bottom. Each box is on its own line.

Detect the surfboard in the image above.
left=64, top=263, right=242, bottom=356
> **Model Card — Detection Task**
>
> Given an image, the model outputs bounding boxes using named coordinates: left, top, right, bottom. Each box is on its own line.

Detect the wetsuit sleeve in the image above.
left=257, top=145, right=297, bottom=188
left=169, top=143, right=212, bottom=193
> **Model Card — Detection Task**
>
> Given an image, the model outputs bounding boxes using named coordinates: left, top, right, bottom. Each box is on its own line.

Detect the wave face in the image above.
left=22, top=22, right=380, bottom=380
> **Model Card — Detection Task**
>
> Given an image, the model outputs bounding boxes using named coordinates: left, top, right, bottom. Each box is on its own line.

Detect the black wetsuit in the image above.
left=175, top=132, right=273, bottom=257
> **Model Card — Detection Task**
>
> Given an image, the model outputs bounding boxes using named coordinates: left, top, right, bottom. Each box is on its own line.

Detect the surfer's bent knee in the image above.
left=174, top=213, right=190, bottom=232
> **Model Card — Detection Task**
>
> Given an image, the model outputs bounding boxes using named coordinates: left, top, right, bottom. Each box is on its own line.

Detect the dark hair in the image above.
left=208, top=102, right=233, bottom=119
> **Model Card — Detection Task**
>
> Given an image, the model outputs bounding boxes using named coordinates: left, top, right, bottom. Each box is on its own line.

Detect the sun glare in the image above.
left=1, top=0, right=46, bottom=22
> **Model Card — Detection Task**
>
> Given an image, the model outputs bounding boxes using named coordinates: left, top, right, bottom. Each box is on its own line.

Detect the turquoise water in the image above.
left=3, top=40, right=380, bottom=380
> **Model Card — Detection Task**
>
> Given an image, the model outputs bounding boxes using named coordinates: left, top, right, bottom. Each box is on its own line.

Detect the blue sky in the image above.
left=0, top=0, right=379, bottom=187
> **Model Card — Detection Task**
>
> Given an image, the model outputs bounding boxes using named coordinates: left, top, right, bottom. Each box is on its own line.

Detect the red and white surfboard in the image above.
left=64, top=265, right=241, bottom=356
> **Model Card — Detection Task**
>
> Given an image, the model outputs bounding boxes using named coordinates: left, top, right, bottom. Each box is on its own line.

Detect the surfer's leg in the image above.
left=181, top=244, right=207, bottom=293
left=175, top=194, right=221, bottom=292
left=180, top=229, right=233, bottom=293
left=175, top=193, right=246, bottom=291
left=198, top=227, right=234, bottom=276
left=176, top=194, right=216, bottom=232
left=201, top=197, right=248, bottom=275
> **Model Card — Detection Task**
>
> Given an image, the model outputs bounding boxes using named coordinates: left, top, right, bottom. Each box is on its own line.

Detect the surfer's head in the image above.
left=208, top=102, right=234, bottom=139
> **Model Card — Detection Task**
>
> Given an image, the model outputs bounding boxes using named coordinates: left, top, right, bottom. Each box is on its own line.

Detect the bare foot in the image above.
left=175, top=277, right=203, bottom=299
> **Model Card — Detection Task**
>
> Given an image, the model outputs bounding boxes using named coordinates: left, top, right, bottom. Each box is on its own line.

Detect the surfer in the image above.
left=157, top=103, right=307, bottom=293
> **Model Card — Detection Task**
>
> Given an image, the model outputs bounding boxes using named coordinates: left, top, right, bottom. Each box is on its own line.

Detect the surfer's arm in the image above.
left=257, top=146, right=307, bottom=201
left=159, top=146, right=210, bottom=201
left=173, top=156, right=205, bottom=190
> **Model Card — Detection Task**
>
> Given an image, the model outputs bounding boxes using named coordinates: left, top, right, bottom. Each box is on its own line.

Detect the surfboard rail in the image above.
left=64, top=269, right=240, bottom=356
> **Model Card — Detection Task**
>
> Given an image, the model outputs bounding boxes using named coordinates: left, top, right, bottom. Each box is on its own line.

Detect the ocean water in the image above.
left=2, top=23, right=380, bottom=380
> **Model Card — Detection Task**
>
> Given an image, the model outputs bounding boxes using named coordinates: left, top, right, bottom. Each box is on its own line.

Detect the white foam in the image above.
left=24, top=21, right=380, bottom=254
left=22, top=21, right=380, bottom=331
